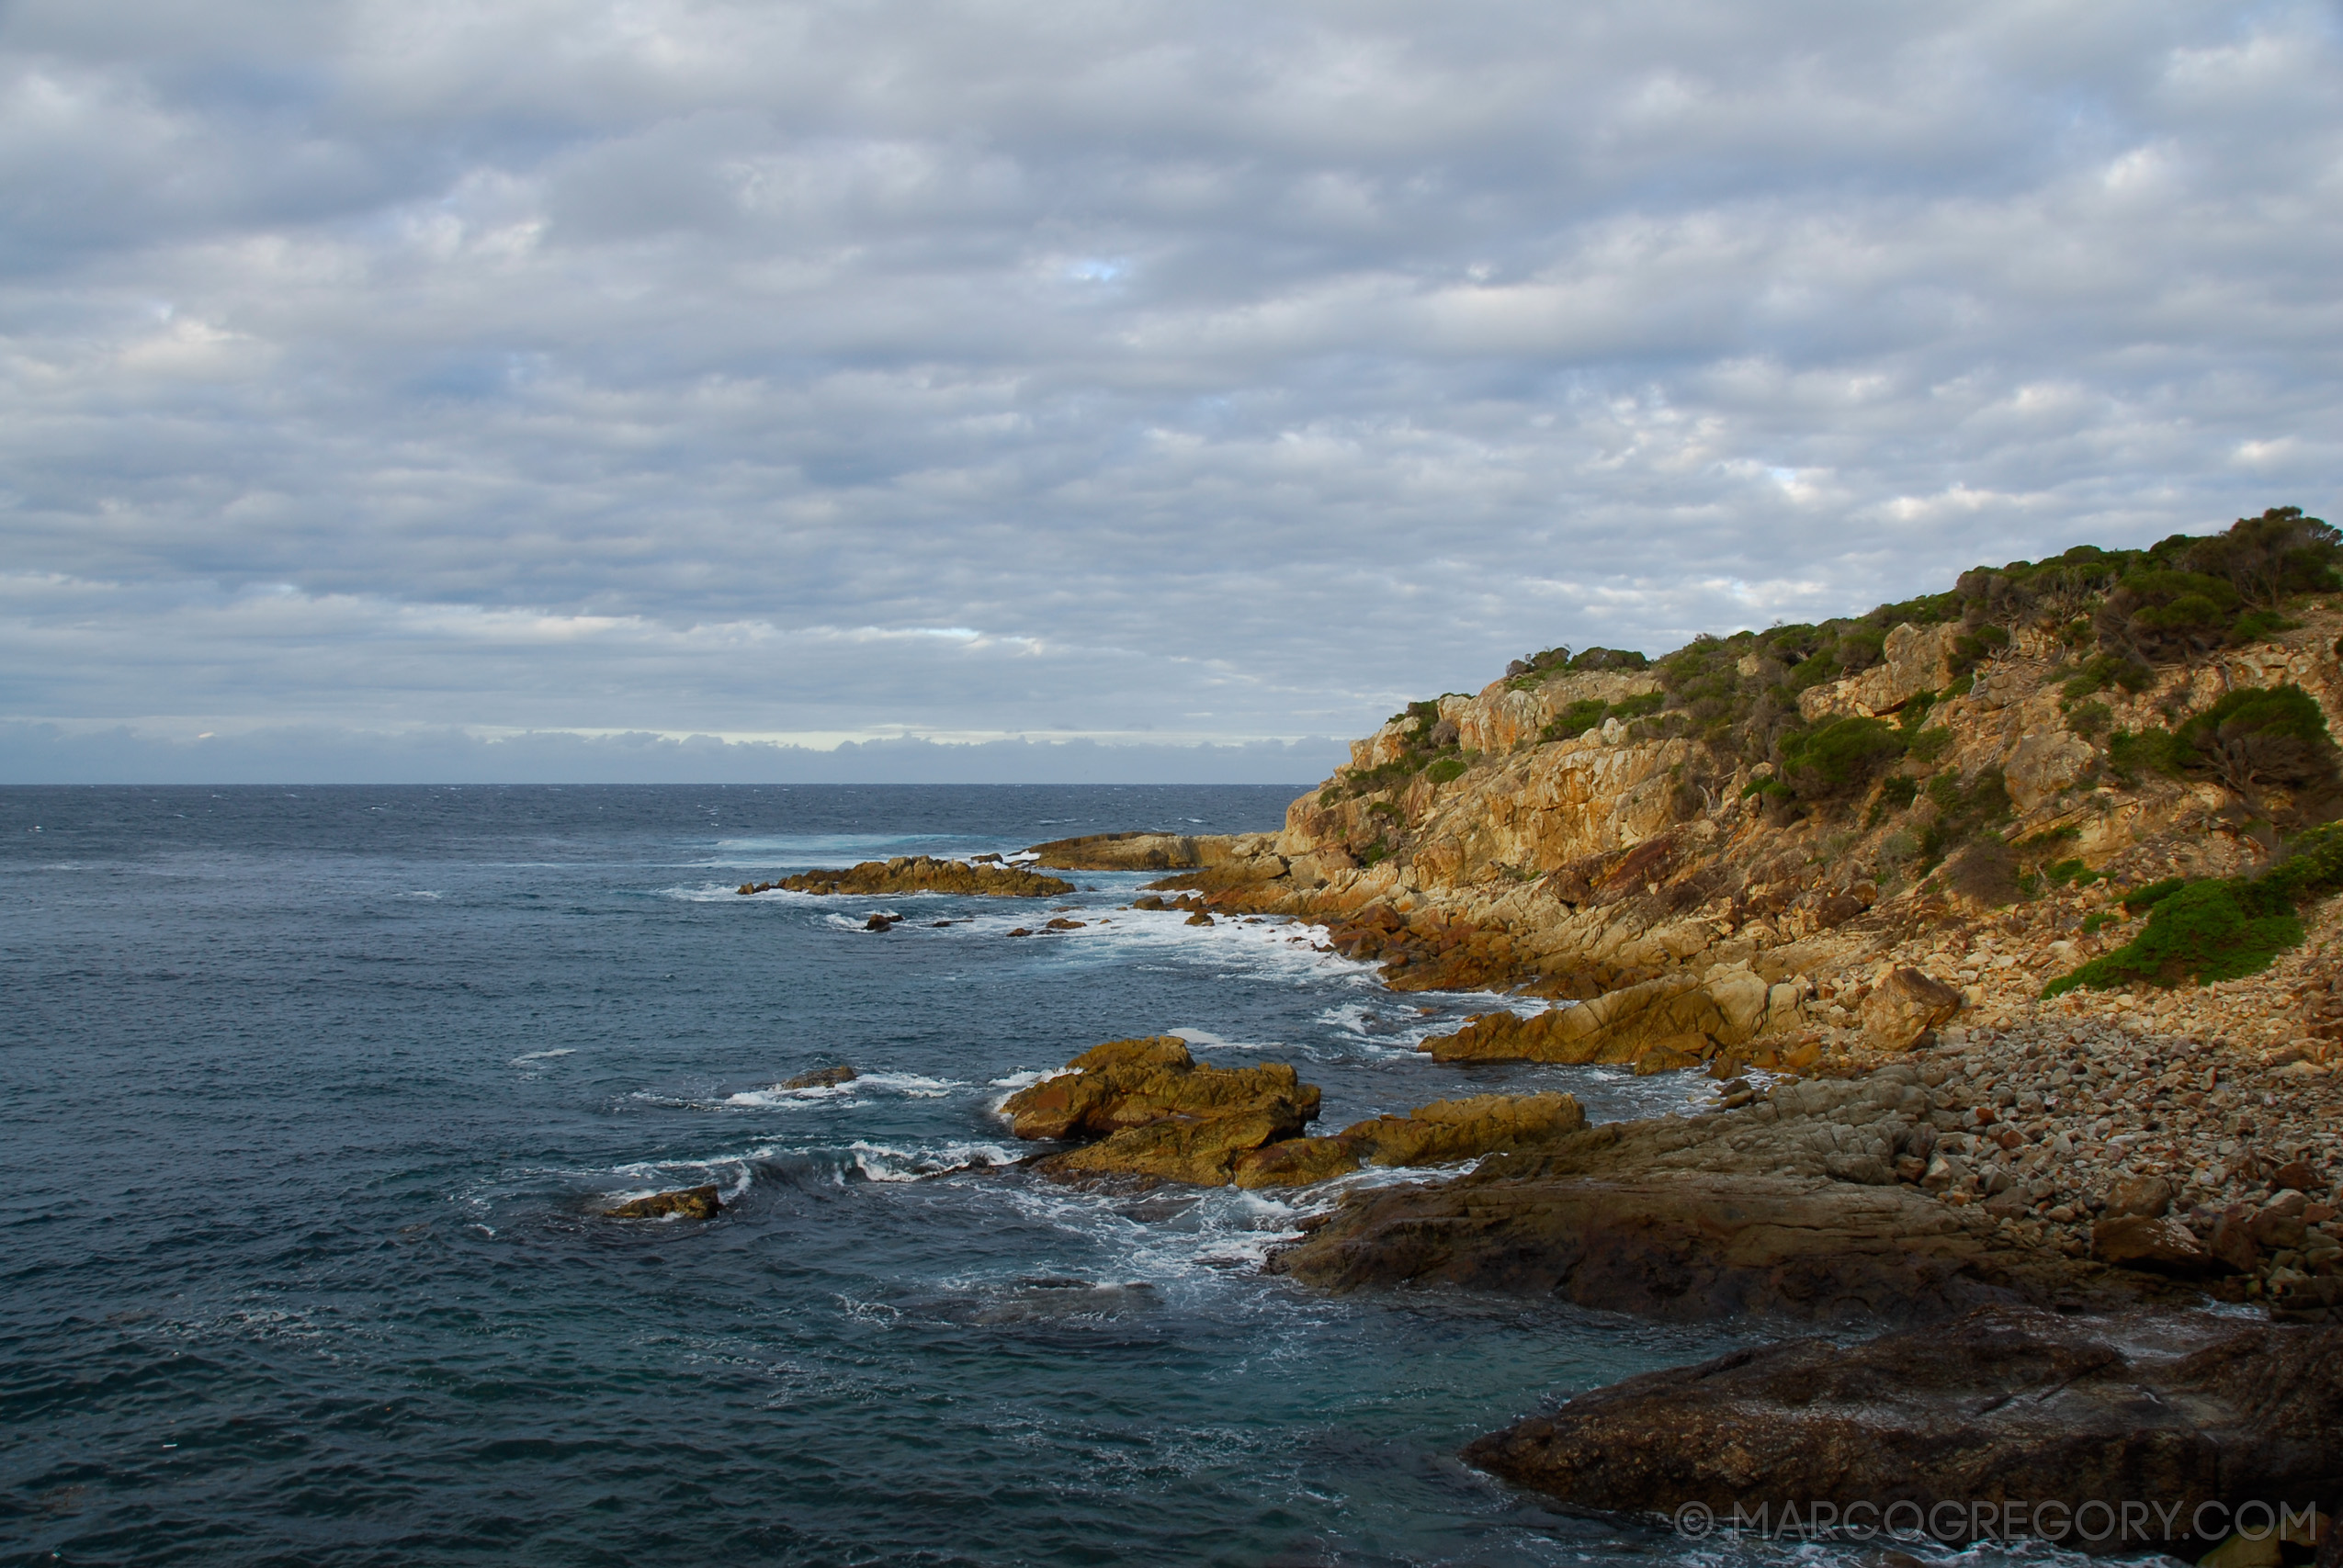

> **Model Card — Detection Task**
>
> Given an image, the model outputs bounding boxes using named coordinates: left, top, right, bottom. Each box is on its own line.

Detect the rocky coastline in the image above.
left=738, top=854, right=1072, bottom=897
left=1014, top=512, right=2343, bottom=1557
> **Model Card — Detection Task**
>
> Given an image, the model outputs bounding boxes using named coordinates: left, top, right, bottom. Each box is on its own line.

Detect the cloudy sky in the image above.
left=3, top=0, right=2337, bottom=782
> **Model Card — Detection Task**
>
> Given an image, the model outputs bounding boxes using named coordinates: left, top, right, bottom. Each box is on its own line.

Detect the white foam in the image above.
left=854, top=1071, right=958, bottom=1097
left=848, top=1140, right=1021, bottom=1183
left=509, top=1048, right=575, bottom=1065
left=1167, top=1027, right=1282, bottom=1054
left=989, top=1067, right=1074, bottom=1090
left=715, top=1070, right=961, bottom=1109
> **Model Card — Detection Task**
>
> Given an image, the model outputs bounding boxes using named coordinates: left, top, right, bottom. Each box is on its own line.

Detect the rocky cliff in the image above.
left=1134, top=511, right=2343, bottom=1076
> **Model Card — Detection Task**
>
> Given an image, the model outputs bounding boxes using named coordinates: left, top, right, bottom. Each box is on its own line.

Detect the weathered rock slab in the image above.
left=1464, top=1307, right=2342, bottom=1555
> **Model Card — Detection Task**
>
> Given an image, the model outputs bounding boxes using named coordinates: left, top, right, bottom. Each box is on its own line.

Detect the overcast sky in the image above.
left=3, top=0, right=2337, bottom=782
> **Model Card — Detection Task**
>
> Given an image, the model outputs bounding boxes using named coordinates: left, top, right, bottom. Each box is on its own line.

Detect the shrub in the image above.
left=1918, top=768, right=2012, bottom=869
left=2061, top=651, right=2157, bottom=700
left=2081, top=910, right=2115, bottom=935
left=1423, top=757, right=1467, bottom=785
left=1949, top=623, right=2011, bottom=676
left=1779, top=717, right=1907, bottom=801
left=1946, top=839, right=2022, bottom=905
left=2173, top=682, right=2341, bottom=813
left=1906, top=727, right=1954, bottom=765
left=2045, top=824, right=2343, bottom=994
left=2097, top=569, right=2243, bottom=662
left=2179, top=506, right=2341, bottom=609
left=2043, top=858, right=2101, bottom=888
left=2043, top=880, right=2303, bottom=994
left=1569, top=647, right=1650, bottom=673
left=2122, top=877, right=2188, bottom=912
left=2106, top=727, right=2188, bottom=785
left=2065, top=700, right=2112, bottom=739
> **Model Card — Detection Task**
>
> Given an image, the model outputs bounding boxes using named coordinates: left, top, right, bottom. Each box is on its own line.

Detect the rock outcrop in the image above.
left=739, top=856, right=1073, bottom=897
left=1267, top=1066, right=2169, bottom=1322
left=1026, top=831, right=1285, bottom=874
left=1001, top=1036, right=1322, bottom=1187
left=1420, top=969, right=1777, bottom=1067
left=1230, top=1092, right=1587, bottom=1188
left=602, top=1185, right=722, bottom=1221
left=1464, top=1306, right=2342, bottom=1555
left=784, top=1066, right=856, bottom=1089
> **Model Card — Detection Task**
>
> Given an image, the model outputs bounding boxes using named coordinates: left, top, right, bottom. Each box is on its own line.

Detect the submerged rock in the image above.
left=601, top=1185, right=721, bottom=1221
left=1464, top=1307, right=2342, bottom=1556
left=738, top=856, right=1072, bottom=898
left=783, top=1066, right=856, bottom=1089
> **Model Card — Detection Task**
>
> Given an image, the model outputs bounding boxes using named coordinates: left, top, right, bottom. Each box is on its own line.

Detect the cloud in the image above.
left=0, top=0, right=2337, bottom=779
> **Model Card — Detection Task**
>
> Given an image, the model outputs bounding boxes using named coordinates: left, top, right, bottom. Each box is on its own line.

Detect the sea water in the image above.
left=2, top=785, right=1765, bottom=1566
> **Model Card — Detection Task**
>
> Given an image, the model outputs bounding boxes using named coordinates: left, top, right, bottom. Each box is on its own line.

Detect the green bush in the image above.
left=2173, top=682, right=2341, bottom=811
left=1949, top=623, right=2011, bottom=676
left=2043, top=858, right=2101, bottom=888
left=2081, top=910, right=2115, bottom=935
left=2062, top=652, right=2156, bottom=702
left=2043, top=880, right=2303, bottom=994
left=1780, top=717, right=1907, bottom=800
left=1423, top=757, right=1467, bottom=785
left=1918, top=768, right=2012, bottom=870
left=2106, top=727, right=2188, bottom=784
left=2065, top=700, right=2113, bottom=739
left=2044, top=824, right=2343, bottom=995
left=1906, top=727, right=1954, bottom=764
left=2122, top=877, right=2188, bottom=912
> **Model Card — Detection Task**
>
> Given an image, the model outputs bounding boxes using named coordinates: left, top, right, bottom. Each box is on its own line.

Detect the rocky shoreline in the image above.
left=996, top=514, right=2343, bottom=1556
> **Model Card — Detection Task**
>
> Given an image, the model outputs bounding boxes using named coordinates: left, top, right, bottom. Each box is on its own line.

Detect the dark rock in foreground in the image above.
left=1266, top=1069, right=2172, bottom=1322
left=1464, top=1306, right=2342, bottom=1555
left=738, top=855, right=1072, bottom=897
left=602, top=1185, right=721, bottom=1221
left=784, top=1066, right=856, bottom=1089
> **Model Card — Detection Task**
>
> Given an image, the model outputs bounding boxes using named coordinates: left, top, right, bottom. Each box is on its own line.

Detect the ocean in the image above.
left=1, top=784, right=1753, bottom=1566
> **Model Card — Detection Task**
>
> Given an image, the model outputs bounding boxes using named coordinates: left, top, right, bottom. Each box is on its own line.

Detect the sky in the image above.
left=2, top=0, right=2337, bottom=784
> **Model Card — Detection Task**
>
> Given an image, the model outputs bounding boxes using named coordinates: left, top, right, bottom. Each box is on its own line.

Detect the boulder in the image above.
left=1860, top=966, right=1964, bottom=1050
left=2090, top=1213, right=2220, bottom=1277
left=602, top=1185, right=721, bottom=1221
left=2104, top=1174, right=2174, bottom=1218
left=1462, top=1307, right=2343, bottom=1555
left=2274, top=1159, right=2326, bottom=1193
left=783, top=1066, right=857, bottom=1089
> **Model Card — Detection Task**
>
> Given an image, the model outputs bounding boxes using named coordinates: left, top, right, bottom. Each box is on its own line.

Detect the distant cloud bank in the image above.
left=0, top=724, right=1345, bottom=785
left=2, top=0, right=2337, bottom=781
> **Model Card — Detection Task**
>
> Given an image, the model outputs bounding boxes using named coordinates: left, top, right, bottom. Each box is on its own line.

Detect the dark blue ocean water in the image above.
left=1, top=785, right=1753, bottom=1567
